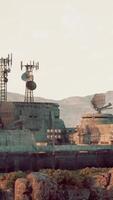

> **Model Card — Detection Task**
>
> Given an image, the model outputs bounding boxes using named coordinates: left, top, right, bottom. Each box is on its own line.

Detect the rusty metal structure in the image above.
left=0, top=54, right=12, bottom=102
left=21, top=60, right=39, bottom=102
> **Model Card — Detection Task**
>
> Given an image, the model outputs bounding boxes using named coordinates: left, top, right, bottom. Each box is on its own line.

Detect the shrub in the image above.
left=6, top=171, right=26, bottom=189
left=79, top=167, right=110, bottom=176
left=40, top=169, right=86, bottom=187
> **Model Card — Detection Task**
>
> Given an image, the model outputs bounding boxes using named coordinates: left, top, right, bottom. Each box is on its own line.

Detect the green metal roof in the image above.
left=37, top=144, right=113, bottom=153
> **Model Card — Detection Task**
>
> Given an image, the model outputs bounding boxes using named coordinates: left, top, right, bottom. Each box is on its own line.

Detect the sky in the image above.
left=0, top=0, right=113, bottom=100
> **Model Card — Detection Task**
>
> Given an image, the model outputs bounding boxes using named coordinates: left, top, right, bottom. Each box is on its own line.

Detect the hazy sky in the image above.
left=0, top=0, right=113, bottom=100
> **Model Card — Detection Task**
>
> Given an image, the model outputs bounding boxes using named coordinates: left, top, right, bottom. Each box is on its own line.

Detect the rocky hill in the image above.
left=7, top=91, right=113, bottom=127
left=1, top=168, right=113, bottom=199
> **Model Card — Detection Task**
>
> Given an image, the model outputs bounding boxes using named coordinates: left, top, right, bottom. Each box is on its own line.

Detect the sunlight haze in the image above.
left=0, top=0, right=113, bottom=99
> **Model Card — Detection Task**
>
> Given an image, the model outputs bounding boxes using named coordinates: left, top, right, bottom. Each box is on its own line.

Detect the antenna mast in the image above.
left=0, top=54, right=12, bottom=102
left=21, top=60, right=39, bottom=102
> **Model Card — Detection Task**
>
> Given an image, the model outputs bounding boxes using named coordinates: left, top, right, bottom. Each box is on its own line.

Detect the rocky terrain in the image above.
left=7, top=90, right=113, bottom=127
left=1, top=168, right=113, bottom=199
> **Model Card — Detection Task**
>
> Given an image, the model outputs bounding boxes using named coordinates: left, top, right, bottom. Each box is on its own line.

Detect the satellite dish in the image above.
left=21, top=72, right=29, bottom=81
left=91, top=93, right=112, bottom=113
left=91, top=93, right=105, bottom=109
left=7, top=68, right=11, bottom=73
left=26, top=81, right=37, bottom=90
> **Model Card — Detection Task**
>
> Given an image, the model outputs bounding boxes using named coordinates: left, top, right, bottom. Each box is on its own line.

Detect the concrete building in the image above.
left=74, top=113, right=113, bottom=145
left=0, top=101, right=65, bottom=146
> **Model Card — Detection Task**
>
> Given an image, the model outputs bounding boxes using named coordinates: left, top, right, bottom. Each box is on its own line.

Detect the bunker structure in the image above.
left=0, top=101, right=65, bottom=146
left=69, top=94, right=113, bottom=145
left=74, top=113, right=113, bottom=145
left=0, top=54, right=65, bottom=155
left=0, top=55, right=113, bottom=171
left=0, top=55, right=68, bottom=171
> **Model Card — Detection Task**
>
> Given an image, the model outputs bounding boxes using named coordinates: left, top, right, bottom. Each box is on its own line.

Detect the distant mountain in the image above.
left=7, top=91, right=113, bottom=127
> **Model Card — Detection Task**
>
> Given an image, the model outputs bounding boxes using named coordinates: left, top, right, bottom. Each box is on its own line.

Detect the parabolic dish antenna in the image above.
left=91, top=93, right=112, bottom=114
left=21, top=72, right=29, bottom=81
left=26, top=81, right=37, bottom=90
left=91, top=93, right=105, bottom=109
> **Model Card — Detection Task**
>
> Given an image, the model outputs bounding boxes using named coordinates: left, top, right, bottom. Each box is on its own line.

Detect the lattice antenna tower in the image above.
left=21, top=60, right=39, bottom=102
left=0, top=54, right=12, bottom=102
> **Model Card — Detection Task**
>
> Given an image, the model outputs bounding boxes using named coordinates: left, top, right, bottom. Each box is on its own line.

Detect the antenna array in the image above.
left=0, top=54, right=12, bottom=102
left=21, top=61, right=39, bottom=102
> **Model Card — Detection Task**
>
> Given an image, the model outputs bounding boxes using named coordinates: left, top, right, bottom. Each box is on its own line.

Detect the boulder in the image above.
left=15, top=178, right=31, bottom=200
left=68, top=187, right=90, bottom=200
left=27, top=172, right=60, bottom=200
left=91, top=173, right=110, bottom=189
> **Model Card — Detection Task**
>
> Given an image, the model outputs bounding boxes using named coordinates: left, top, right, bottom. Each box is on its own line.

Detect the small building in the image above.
left=0, top=102, right=65, bottom=146
left=74, top=113, right=113, bottom=145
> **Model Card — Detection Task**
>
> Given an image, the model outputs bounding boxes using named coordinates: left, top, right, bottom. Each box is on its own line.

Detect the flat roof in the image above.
left=0, top=101, right=59, bottom=107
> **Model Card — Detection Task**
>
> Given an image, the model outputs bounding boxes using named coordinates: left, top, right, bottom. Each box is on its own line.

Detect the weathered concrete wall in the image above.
left=0, top=130, right=37, bottom=152
left=75, top=113, right=113, bottom=145
left=0, top=102, right=14, bottom=127
left=0, top=150, right=113, bottom=172
left=0, top=101, right=65, bottom=132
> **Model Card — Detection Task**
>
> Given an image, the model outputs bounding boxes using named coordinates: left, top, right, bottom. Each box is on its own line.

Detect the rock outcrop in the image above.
left=2, top=168, right=113, bottom=199
left=15, top=178, right=30, bottom=200
left=27, top=172, right=59, bottom=200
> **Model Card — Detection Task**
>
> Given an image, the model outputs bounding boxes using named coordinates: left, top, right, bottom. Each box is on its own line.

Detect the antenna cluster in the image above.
left=21, top=60, right=39, bottom=102
left=20, top=61, right=39, bottom=71
left=0, top=54, right=12, bottom=102
left=0, top=54, right=39, bottom=103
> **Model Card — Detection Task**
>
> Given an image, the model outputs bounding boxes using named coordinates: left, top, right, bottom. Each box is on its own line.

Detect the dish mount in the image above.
left=91, top=93, right=112, bottom=114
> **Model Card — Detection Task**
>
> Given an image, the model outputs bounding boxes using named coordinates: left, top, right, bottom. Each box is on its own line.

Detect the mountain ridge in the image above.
left=7, top=91, right=113, bottom=127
